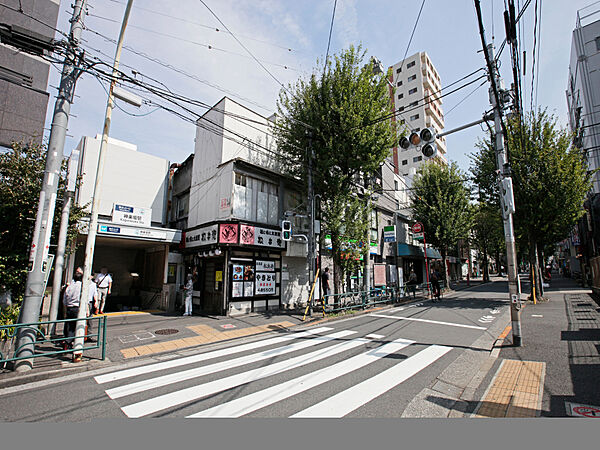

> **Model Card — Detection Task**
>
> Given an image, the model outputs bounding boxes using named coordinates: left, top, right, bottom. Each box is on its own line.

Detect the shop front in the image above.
left=183, top=222, right=285, bottom=316
left=397, top=243, right=442, bottom=284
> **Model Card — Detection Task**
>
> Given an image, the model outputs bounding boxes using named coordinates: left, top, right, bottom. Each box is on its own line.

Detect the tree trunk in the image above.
left=483, top=248, right=490, bottom=282
left=442, top=249, right=450, bottom=290
left=529, top=238, right=542, bottom=299
left=537, top=244, right=545, bottom=297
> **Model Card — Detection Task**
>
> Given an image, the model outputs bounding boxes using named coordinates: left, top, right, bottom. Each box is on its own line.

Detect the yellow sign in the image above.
left=215, top=271, right=223, bottom=282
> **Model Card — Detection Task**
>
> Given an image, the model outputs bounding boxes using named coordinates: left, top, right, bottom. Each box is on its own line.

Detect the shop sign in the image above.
left=185, top=224, right=218, bottom=248
left=98, top=224, right=166, bottom=240
left=256, top=260, right=275, bottom=272
left=219, top=223, right=239, bottom=244
left=239, top=225, right=285, bottom=249
left=383, top=225, right=396, bottom=243
left=112, top=203, right=151, bottom=228
left=374, top=264, right=387, bottom=286
left=255, top=272, right=276, bottom=295
left=232, top=282, right=244, bottom=298
left=413, top=232, right=424, bottom=240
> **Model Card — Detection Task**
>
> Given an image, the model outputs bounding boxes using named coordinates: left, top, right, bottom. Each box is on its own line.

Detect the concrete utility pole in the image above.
left=73, top=0, right=135, bottom=361
left=475, top=0, right=522, bottom=346
left=15, top=0, right=88, bottom=371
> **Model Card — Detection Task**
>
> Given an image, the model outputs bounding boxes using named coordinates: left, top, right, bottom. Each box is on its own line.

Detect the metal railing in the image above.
left=319, top=281, right=447, bottom=315
left=1, top=315, right=107, bottom=368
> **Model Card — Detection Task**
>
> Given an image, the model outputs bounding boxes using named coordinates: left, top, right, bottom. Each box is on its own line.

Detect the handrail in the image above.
left=1, top=315, right=107, bottom=366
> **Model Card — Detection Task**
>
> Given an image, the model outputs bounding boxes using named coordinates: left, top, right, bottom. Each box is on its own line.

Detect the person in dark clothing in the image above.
left=431, top=268, right=441, bottom=302
left=322, top=267, right=330, bottom=298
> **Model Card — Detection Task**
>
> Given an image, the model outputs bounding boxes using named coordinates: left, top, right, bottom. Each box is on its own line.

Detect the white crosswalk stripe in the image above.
left=106, top=329, right=355, bottom=399
left=290, top=344, right=452, bottom=418
left=187, top=338, right=414, bottom=418
left=95, top=326, right=333, bottom=384
left=95, top=328, right=457, bottom=419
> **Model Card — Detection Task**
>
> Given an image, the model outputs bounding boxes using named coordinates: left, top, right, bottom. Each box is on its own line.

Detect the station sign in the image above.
left=99, top=224, right=166, bottom=240
left=112, top=203, right=152, bottom=228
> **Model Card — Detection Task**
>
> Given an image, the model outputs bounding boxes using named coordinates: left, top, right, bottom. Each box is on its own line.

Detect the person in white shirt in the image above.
left=62, top=267, right=83, bottom=349
left=86, top=276, right=98, bottom=341
left=94, top=267, right=112, bottom=314
left=183, top=274, right=193, bottom=316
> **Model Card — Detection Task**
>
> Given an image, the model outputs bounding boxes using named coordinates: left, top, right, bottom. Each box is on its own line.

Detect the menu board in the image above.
left=232, top=282, right=244, bottom=298
left=255, top=272, right=276, bottom=295
left=232, top=264, right=244, bottom=281
left=244, top=281, right=254, bottom=297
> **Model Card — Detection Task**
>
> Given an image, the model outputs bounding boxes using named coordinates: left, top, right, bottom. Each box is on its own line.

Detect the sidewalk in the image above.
left=471, top=274, right=600, bottom=418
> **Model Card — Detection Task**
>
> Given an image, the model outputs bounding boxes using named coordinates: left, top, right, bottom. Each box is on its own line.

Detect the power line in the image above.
left=534, top=0, right=542, bottom=110
left=323, top=0, right=338, bottom=72
left=444, top=80, right=487, bottom=116
left=0, top=3, right=68, bottom=38
left=196, top=0, right=292, bottom=95
left=530, top=0, right=539, bottom=112
left=86, top=13, right=300, bottom=71
left=102, top=0, right=301, bottom=54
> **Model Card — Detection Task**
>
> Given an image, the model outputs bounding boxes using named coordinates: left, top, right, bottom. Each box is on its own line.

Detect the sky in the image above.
left=44, top=0, right=600, bottom=175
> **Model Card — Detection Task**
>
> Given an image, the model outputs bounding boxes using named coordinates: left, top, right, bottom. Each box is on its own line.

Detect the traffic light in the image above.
left=281, top=220, right=292, bottom=241
left=397, top=127, right=437, bottom=159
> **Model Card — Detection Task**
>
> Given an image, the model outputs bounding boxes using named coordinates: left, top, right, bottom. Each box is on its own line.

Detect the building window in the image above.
left=398, top=93, right=404, bottom=99
left=235, top=173, right=247, bottom=187
left=596, top=36, right=600, bottom=51
left=399, top=119, right=406, bottom=124
left=394, top=180, right=399, bottom=190
left=398, top=106, right=405, bottom=112
left=402, top=159, right=408, bottom=165
left=409, top=101, right=418, bottom=107
left=407, top=61, right=416, bottom=69
left=396, top=199, right=400, bottom=210
left=413, top=156, right=422, bottom=163
left=410, top=114, right=419, bottom=121
left=408, top=74, right=417, bottom=82
left=396, top=67, right=402, bottom=74
left=409, top=88, right=418, bottom=95
left=397, top=80, right=403, bottom=87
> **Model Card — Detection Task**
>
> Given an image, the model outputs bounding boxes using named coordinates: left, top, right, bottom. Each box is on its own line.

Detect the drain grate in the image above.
left=155, top=328, right=179, bottom=335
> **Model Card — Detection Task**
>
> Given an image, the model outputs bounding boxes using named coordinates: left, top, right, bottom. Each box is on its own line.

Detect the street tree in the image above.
left=470, top=110, right=591, bottom=296
left=274, top=45, right=396, bottom=293
left=471, top=202, right=504, bottom=282
left=0, top=141, right=85, bottom=302
left=410, top=161, right=473, bottom=284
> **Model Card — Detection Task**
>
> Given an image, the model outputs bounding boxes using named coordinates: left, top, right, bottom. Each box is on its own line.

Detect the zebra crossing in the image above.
left=95, top=327, right=453, bottom=418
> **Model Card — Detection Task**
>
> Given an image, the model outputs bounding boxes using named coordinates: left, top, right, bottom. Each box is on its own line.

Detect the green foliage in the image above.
left=410, top=161, right=473, bottom=261
left=274, top=45, right=397, bottom=290
left=471, top=202, right=504, bottom=280
left=0, top=141, right=87, bottom=299
left=0, top=304, right=20, bottom=340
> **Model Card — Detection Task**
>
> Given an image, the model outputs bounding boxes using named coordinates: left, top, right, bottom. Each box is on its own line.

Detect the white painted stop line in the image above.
left=369, top=313, right=486, bottom=330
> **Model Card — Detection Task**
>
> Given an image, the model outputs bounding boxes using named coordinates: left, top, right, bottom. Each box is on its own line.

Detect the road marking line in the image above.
left=121, top=336, right=371, bottom=418
left=368, top=313, right=486, bottom=330
left=291, top=345, right=452, bottom=418
left=94, top=327, right=333, bottom=384
left=365, top=334, right=384, bottom=339
left=531, top=314, right=543, bottom=318
left=105, top=330, right=356, bottom=399
left=187, top=338, right=413, bottom=418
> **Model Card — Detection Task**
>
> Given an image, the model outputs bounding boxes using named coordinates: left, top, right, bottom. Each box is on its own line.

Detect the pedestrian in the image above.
left=431, top=268, right=441, bottom=302
left=183, top=274, right=193, bottom=316
left=407, top=269, right=417, bottom=298
left=62, top=267, right=83, bottom=350
left=86, top=276, right=98, bottom=342
left=322, top=267, right=331, bottom=299
left=94, top=267, right=112, bottom=314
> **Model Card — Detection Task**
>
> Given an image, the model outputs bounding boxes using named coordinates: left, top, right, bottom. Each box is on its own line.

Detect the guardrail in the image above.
left=0, top=315, right=107, bottom=368
left=319, top=280, right=447, bottom=315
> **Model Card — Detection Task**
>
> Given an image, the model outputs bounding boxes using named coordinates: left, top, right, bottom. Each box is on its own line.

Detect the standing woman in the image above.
left=183, top=274, right=194, bottom=316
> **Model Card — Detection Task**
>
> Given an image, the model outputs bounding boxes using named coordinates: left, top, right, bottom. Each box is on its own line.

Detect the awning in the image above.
left=397, top=243, right=442, bottom=260
left=79, top=218, right=182, bottom=244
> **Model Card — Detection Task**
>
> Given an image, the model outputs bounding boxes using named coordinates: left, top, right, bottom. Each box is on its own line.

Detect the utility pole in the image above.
left=307, top=135, right=315, bottom=317
left=15, top=0, right=88, bottom=371
left=73, top=0, right=135, bottom=361
left=48, top=150, right=79, bottom=337
left=475, top=0, right=522, bottom=346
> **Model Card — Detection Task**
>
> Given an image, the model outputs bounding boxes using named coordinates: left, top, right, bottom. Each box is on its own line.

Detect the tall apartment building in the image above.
left=388, top=51, right=447, bottom=177
left=567, top=5, right=600, bottom=193
left=0, top=0, right=60, bottom=148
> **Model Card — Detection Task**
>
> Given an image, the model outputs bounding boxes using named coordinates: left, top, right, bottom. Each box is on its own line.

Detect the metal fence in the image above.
left=320, top=281, right=446, bottom=315
left=0, top=315, right=107, bottom=368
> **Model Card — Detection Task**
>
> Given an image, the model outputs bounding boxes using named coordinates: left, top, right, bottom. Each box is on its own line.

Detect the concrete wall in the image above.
left=0, top=0, right=60, bottom=147
left=76, top=136, right=170, bottom=224
left=281, top=256, right=311, bottom=309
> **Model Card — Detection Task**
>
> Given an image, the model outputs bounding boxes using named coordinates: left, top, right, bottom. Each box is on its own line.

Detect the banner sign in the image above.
left=99, top=224, right=166, bottom=240
left=255, top=272, right=276, bottom=295
left=112, top=203, right=151, bottom=227
left=185, top=224, right=218, bottom=248
left=256, top=260, right=275, bottom=272
left=383, top=225, right=396, bottom=243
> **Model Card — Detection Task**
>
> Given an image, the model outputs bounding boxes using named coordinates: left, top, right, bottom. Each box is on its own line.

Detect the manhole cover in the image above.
left=155, top=328, right=179, bottom=335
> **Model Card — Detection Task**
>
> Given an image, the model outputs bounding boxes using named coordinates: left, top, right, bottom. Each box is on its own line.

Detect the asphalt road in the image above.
left=0, top=282, right=512, bottom=421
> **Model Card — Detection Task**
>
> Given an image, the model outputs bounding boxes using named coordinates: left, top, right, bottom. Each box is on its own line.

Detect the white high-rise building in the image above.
left=566, top=5, right=600, bottom=193
left=387, top=51, right=447, bottom=177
